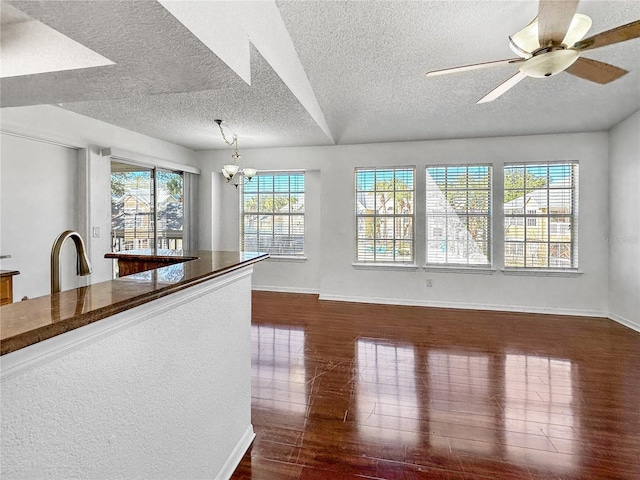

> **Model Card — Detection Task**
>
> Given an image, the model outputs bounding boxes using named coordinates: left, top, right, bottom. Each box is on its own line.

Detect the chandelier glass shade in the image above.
left=222, top=164, right=240, bottom=178
left=242, top=168, right=257, bottom=179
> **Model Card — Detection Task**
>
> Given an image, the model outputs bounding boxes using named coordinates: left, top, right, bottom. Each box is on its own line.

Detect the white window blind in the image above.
left=355, top=167, right=415, bottom=263
left=504, top=162, right=578, bottom=269
left=426, top=165, right=492, bottom=266
left=240, top=172, right=305, bottom=255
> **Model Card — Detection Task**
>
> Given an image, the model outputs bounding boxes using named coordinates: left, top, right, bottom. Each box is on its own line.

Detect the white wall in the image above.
left=0, top=106, right=198, bottom=299
left=0, top=135, right=80, bottom=299
left=1, top=268, right=254, bottom=480
left=198, top=150, right=325, bottom=294
left=198, top=131, right=610, bottom=316
left=608, top=111, right=640, bottom=331
left=1, top=104, right=622, bottom=319
left=1, top=105, right=199, bottom=170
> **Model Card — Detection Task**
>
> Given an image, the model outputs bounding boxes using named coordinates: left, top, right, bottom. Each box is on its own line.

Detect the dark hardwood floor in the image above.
left=231, top=292, right=640, bottom=480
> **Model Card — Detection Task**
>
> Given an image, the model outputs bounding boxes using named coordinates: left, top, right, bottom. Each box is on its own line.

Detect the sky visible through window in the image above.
left=356, top=169, right=414, bottom=192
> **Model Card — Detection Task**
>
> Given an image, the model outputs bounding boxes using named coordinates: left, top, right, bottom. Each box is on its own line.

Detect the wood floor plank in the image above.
left=231, top=292, right=640, bottom=479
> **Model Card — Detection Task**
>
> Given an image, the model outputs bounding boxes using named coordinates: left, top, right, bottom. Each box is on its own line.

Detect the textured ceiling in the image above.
left=0, top=2, right=115, bottom=79
left=277, top=0, right=640, bottom=144
left=1, top=0, right=639, bottom=150
left=1, top=1, right=242, bottom=105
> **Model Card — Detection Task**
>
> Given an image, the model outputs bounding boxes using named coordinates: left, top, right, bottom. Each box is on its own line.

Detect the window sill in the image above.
left=267, top=255, right=307, bottom=262
left=352, top=262, right=418, bottom=271
left=502, top=268, right=583, bottom=277
left=423, top=265, right=497, bottom=275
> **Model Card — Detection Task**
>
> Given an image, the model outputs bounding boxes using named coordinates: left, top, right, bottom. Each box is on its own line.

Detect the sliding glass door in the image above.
left=156, top=169, right=184, bottom=250
left=110, top=161, right=183, bottom=252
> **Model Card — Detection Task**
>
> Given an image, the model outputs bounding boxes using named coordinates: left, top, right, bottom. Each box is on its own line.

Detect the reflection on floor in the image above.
left=357, top=339, right=419, bottom=446
left=232, top=292, right=640, bottom=480
left=252, top=325, right=307, bottom=415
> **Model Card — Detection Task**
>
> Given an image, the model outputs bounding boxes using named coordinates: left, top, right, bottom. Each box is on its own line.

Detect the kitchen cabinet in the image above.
left=0, top=271, right=19, bottom=306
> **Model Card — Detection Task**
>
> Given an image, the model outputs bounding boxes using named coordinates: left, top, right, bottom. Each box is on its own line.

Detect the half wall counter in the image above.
left=0, top=250, right=267, bottom=480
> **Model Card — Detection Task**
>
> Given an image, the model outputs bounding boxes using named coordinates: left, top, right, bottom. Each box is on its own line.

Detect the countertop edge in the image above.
left=105, top=252, right=199, bottom=262
left=0, top=252, right=268, bottom=356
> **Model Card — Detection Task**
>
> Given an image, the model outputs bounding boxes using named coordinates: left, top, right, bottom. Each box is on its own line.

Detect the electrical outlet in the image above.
left=426, top=279, right=433, bottom=288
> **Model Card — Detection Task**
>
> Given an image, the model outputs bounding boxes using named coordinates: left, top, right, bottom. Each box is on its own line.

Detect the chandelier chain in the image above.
left=216, top=121, right=236, bottom=147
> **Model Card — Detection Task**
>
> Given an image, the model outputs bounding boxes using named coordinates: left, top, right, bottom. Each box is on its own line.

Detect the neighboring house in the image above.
left=111, top=186, right=183, bottom=251
left=504, top=182, right=573, bottom=267
left=243, top=198, right=304, bottom=254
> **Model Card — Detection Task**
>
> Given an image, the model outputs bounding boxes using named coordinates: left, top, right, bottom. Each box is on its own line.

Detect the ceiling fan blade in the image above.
left=426, top=58, right=523, bottom=77
left=565, top=57, right=628, bottom=84
left=572, top=19, right=640, bottom=52
left=477, top=71, right=527, bottom=104
left=537, top=0, right=580, bottom=46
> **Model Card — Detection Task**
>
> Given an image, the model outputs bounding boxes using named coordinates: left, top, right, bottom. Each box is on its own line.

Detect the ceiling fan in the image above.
left=426, top=0, right=640, bottom=103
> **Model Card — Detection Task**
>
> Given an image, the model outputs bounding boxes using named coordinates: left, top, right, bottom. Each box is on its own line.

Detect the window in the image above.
left=355, top=167, right=415, bottom=263
left=110, top=162, right=184, bottom=252
left=504, top=162, right=578, bottom=268
left=526, top=209, right=537, bottom=227
left=426, top=165, right=492, bottom=266
left=241, top=172, right=304, bottom=255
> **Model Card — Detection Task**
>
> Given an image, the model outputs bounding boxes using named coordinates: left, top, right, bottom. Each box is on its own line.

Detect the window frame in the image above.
left=503, top=161, right=578, bottom=270
left=239, top=170, right=305, bottom=257
left=425, top=164, right=493, bottom=268
left=354, top=166, right=416, bottom=265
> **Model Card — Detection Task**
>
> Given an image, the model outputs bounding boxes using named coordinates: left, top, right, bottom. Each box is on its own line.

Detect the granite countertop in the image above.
left=0, top=251, right=268, bottom=355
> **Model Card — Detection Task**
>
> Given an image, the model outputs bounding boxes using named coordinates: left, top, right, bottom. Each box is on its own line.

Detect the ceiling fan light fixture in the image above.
left=562, top=13, right=592, bottom=47
left=519, top=49, right=580, bottom=78
left=510, top=13, right=592, bottom=57
left=509, top=19, right=540, bottom=57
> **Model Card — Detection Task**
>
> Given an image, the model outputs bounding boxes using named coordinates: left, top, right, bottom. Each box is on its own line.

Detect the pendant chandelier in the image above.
left=215, top=119, right=257, bottom=188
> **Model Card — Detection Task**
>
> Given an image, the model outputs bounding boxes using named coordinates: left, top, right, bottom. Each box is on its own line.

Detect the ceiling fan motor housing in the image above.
left=519, top=49, right=580, bottom=78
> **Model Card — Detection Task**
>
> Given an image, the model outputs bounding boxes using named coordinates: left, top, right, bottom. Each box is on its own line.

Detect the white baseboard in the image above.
left=251, top=289, right=637, bottom=326
left=216, top=424, right=255, bottom=480
left=608, top=312, right=640, bottom=333
left=252, top=284, right=320, bottom=295
left=318, top=293, right=607, bottom=318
